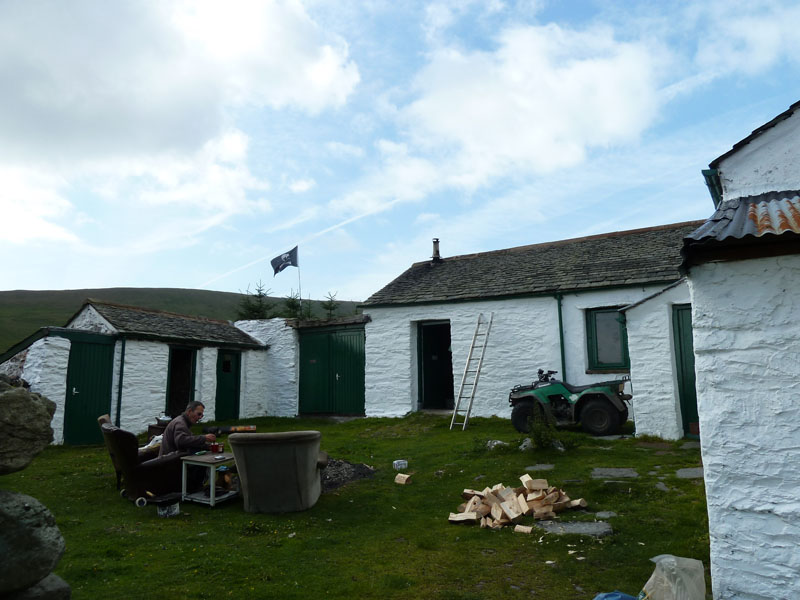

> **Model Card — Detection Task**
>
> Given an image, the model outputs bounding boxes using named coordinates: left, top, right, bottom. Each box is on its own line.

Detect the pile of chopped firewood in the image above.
left=448, top=474, right=587, bottom=531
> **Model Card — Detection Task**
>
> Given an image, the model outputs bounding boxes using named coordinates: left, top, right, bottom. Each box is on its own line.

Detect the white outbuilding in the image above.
left=0, top=300, right=269, bottom=444
left=359, top=222, right=701, bottom=423
left=683, top=100, right=800, bottom=599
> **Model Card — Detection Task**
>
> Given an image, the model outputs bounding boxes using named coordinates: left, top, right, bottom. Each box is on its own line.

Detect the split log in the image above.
left=394, top=473, right=412, bottom=485
left=449, top=512, right=479, bottom=524
left=462, top=489, right=485, bottom=500
left=520, top=474, right=534, bottom=489
left=534, top=509, right=557, bottom=520
left=476, top=503, right=492, bottom=518
left=490, top=503, right=505, bottom=521
left=500, top=500, right=523, bottom=522
left=464, top=496, right=482, bottom=513
left=529, top=478, right=549, bottom=490
left=514, top=525, right=533, bottom=534
left=516, top=493, right=531, bottom=516
left=568, top=498, right=587, bottom=509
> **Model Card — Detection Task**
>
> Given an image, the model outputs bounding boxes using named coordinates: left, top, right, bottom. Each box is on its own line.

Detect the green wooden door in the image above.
left=299, top=327, right=365, bottom=415
left=672, top=304, right=699, bottom=438
left=215, top=350, right=241, bottom=421
left=64, top=337, right=115, bottom=445
left=332, top=329, right=365, bottom=415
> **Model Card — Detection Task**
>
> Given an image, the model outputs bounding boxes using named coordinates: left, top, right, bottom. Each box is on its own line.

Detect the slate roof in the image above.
left=363, top=221, right=703, bottom=307
left=72, top=300, right=264, bottom=348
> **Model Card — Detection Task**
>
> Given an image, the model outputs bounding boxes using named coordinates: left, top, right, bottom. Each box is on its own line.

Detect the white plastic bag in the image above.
left=637, top=555, right=705, bottom=600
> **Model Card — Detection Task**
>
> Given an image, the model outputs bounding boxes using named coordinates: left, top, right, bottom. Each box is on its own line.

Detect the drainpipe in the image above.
left=555, top=293, right=567, bottom=383
left=115, top=338, right=126, bottom=427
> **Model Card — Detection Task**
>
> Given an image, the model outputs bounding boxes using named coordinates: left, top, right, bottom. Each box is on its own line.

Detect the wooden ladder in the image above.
left=450, top=312, right=494, bottom=430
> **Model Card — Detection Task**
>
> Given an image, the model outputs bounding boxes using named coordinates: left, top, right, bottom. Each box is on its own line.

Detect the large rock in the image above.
left=4, top=573, right=71, bottom=600
left=0, top=490, right=66, bottom=594
left=0, top=387, right=55, bottom=475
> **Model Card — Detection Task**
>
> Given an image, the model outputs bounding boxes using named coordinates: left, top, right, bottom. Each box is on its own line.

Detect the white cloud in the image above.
left=0, top=168, right=77, bottom=243
left=326, top=141, right=365, bottom=159
left=0, top=0, right=360, bottom=162
left=289, top=178, right=316, bottom=193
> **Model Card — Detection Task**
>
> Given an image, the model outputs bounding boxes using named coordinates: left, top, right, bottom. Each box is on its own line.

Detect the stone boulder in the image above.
left=0, top=490, right=66, bottom=595
left=0, top=386, right=55, bottom=475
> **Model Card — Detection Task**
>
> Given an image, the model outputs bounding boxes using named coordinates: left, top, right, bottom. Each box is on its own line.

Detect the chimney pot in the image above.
left=432, top=238, right=440, bottom=261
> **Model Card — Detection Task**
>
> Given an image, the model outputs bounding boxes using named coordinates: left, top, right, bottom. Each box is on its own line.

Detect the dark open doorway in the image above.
left=418, top=321, right=454, bottom=409
left=166, top=347, right=196, bottom=417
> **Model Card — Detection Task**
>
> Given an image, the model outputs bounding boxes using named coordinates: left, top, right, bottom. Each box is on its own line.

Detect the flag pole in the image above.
left=297, top=266, right=302, bottom=315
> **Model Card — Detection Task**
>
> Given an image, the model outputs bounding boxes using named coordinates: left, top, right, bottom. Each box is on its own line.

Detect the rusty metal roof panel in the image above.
left=686, top=190, right=800, bottom=243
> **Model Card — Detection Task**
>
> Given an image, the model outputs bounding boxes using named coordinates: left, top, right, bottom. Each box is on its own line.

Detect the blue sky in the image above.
left=2, top=0, right=800, bottom=301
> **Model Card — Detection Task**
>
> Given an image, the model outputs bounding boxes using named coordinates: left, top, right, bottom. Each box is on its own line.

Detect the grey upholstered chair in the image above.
left=229, top=430, right=328, bottom=513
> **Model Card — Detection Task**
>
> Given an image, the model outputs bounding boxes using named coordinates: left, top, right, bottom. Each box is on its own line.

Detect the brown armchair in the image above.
left=99, top=423, right=184, bottom=506
left=229, top=430, right=328, bottom=513
left=97, top=414, right=159, bottom=490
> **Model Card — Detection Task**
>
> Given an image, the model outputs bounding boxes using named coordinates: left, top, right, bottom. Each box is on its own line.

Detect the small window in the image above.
left=586, top=307, right=629, bottom=371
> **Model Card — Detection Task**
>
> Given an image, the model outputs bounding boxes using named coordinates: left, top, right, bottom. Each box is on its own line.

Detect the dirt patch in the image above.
left=321, top=459, right=375, bottom=492
left=636, top=441, right=673, bottom=450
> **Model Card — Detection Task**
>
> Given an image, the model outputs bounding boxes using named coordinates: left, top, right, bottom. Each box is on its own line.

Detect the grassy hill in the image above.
left=0, top=288, right=360, bottom=354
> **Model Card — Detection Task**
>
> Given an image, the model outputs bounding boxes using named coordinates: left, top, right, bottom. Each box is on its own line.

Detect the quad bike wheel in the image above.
left=580, top=399, right=620, bottom=436
left=511, top=401, right=550, bottom=433
left=511, top=401, right=535, bottom=433
left=135, top=497, right=148, bottom=508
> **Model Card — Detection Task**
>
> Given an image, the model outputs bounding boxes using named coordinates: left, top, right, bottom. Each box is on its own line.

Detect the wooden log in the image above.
left=568, top=498, right=587, bottom=509
left=483, top=492, right=501, bottom=506
left=529, top=478, right=549, bottom=490
left=542, top=490, right=560, bottom=504
left=551, top=500, right=571, bottom=513
left=500, top=500, right=523, bottom=522
left=464, top=496, right=482, bottom=513
left=527, top=490, right=545, bottom=502
left=498, top=487, right=516, bottom=502
left=534, top=509, right=556, bottom=520
left=516, top=493, right=531, bottom=516
left=462, top=488, right=485, bottom=500
left=449, top=512, right=479, bottom=524
left=514, top=525, right=533, bottom=534
left=520, top=473, right=534, bottom=490
left=476, top=503, right=492, bottom=518
left=490, top=503, right=505, bottom=521
left=394, top=473, right=412, bottom=485
left=456, top=502, right=467, bottom=513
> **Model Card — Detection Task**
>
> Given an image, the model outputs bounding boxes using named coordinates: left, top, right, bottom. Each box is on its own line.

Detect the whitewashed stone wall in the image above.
left=116, top=340, right=170, bottom=434
left=625, top=281, right=690, bottom=440
left=240, top=349, right=270, bottom=417
left=235, top=319, right=298, bottom=417
left=364, top=287, right=657, bottom=418
left=689, top=255, right=800, bottom=600
left=20, top=337, right=71, bottom=443
left=66, top=305, right=116, bottom=333
left=193, top=347, right=218, bottom=421
left=0, top=348, right=26, bottom=378
left=716, top=109, right=800, bottom=199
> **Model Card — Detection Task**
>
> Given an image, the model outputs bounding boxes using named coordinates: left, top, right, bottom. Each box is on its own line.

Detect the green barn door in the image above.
left=299, top=327, right=365, bottom=415
left=64, top=337, right=115, bottom=445
left=332, top=329, right=365, bottom=415
left=672, top=304, right=699, bottom=438
left=215, top=350, right=241, bottom=421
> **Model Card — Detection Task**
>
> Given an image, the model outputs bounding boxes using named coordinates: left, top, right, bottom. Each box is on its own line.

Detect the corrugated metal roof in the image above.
left=686, top=190, right=800, bottom=243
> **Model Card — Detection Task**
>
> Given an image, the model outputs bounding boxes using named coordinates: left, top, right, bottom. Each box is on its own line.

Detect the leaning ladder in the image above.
left=450, top=312, right=494, bottom=430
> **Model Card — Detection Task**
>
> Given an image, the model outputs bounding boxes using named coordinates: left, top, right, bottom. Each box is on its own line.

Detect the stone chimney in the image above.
left=432, top=238, right=441, bottom=261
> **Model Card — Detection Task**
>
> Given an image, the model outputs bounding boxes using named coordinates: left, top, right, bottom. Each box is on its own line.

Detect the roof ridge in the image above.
left=411, top=220, right=705, bottom=265
left=86, top=298, right=232, bottom=326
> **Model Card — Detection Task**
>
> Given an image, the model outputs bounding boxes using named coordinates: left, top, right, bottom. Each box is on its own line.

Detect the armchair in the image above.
left=229, top=430, right=328, bottom=513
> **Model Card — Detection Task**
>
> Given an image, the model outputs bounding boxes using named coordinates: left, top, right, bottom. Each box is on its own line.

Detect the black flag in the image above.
left=271, top=246, right=298, bottom=276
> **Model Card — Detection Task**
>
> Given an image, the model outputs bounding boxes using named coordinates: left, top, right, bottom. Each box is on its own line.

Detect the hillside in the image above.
left=0, top=288, right=360, bottom=354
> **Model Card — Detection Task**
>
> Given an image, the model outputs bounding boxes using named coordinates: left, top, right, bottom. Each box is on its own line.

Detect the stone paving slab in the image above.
left=681, top=441, right=701, bottom=449
left=525, top=464, right=555, bottom=471
left=534, top=521, right=613, bottom=538
left=591, top=467, right=639, bottom=479
left=676, top=467, right=704, bottom=479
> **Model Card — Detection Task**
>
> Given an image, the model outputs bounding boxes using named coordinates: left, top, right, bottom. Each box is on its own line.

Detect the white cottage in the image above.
left=360, top=222, right=701, bottom=420
left=682, top=101, right=800, bottom=599
left=0, top=300, right=269, bottom=444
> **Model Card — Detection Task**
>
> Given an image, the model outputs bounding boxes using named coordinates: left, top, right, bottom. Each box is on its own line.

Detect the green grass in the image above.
left=2, top=414, right=710, bottom=599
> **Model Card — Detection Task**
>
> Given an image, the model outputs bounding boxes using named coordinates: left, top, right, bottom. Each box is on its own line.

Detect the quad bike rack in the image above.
left=450, top=312, right=493, bottom=430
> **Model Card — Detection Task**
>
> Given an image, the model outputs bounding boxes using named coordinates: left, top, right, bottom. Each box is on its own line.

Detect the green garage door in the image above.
left=64, top=334, right=116, bottom=445
left=299, top=326, right=365, bottom=415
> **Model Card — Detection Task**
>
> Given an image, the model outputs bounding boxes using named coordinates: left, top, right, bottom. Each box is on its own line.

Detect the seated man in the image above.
left=160, top=401, right=216, bottom=492
left=159, top=401, right=216, bottom=457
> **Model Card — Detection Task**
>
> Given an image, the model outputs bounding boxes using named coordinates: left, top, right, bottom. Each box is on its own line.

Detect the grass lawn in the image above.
left=2, top=414, right=710, bottom=599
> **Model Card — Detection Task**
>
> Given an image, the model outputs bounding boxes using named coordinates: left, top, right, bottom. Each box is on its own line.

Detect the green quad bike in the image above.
left=509, top=369, right=632, bottom=436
